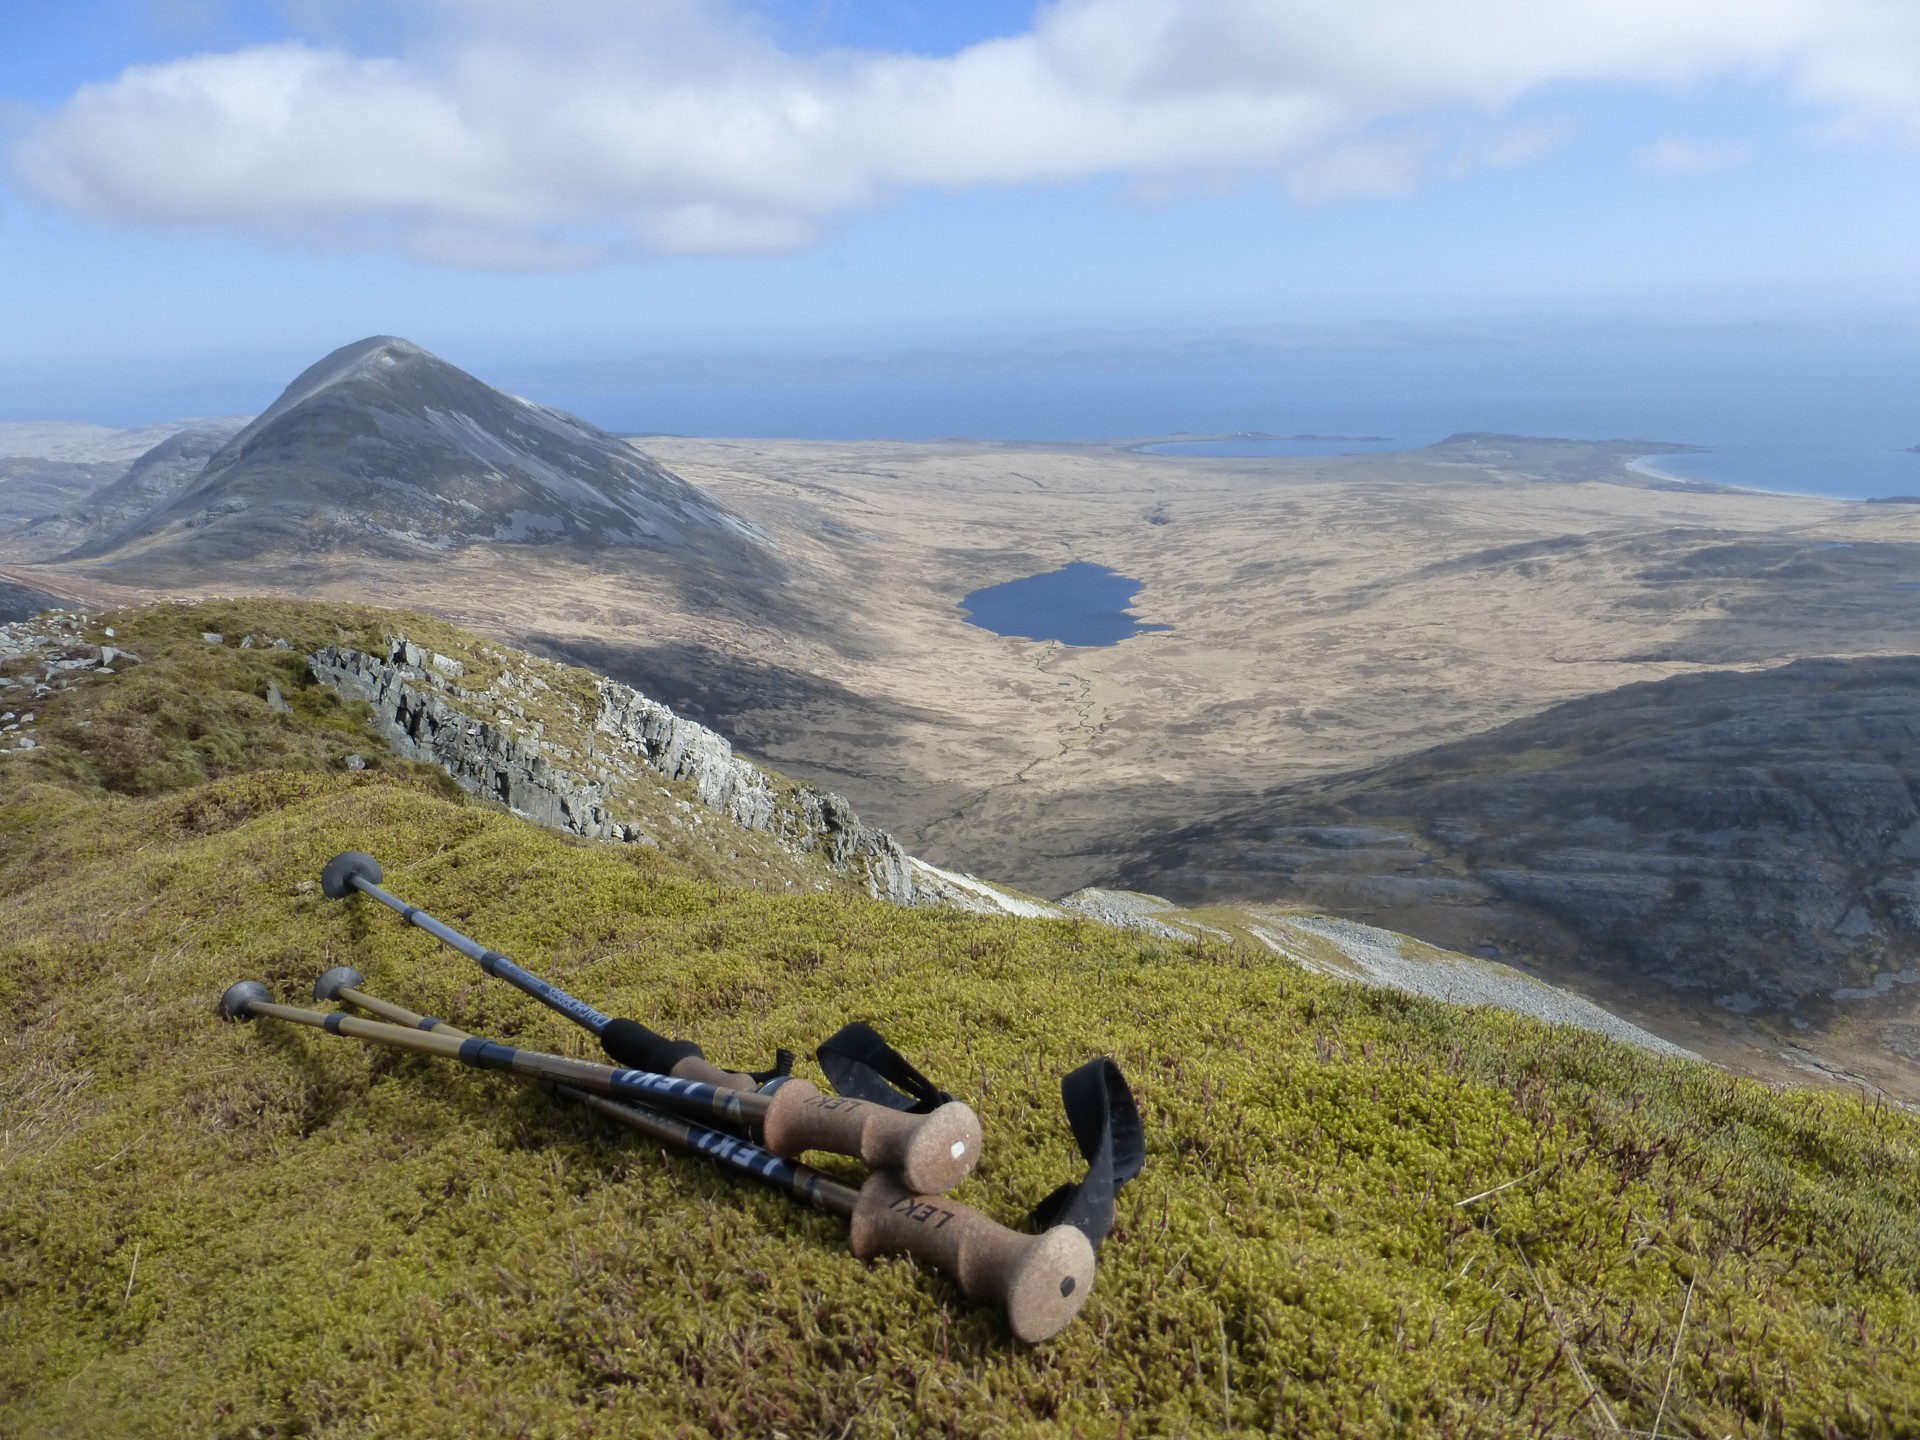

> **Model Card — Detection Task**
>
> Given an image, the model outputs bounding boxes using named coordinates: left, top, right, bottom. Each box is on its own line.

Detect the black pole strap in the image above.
left=751, top=1049, right=798, bottom=1085
left=1027, top=1057, right=1144, bottom=1250
left=816, top=1024, right=1144, bottom=1250
left=816, top=1022, right=955, bottom=1114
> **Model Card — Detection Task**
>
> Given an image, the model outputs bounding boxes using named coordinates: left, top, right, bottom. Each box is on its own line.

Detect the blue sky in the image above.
left=3, top=1, right=1920, bottom=435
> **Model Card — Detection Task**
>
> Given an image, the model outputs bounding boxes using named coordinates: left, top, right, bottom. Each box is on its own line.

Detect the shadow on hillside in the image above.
left=1110, top=655, right=1920, bottom=1016
left=519, top=634, right=945, bottom=755
left=0, top=580, right=72, bottom=623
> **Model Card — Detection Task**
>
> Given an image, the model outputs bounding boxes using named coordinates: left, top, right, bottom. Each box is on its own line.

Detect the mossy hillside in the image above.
left=0, top=598, right=852, bottom=896
left=5, top=782, right=1920, bottom=1433
left=1, top=600, right=401, bottom=802
left=2, top=603, right=1920, bottom=1435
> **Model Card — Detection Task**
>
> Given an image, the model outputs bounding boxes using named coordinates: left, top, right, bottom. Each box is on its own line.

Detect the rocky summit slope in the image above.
left=6, top=600, right=1920, bottom=1436
left=0, top=597, right=1071, bottom=918
left=1119, top=657, right=1920, bottom=1029
left=66, top=336, right=769, bottom=574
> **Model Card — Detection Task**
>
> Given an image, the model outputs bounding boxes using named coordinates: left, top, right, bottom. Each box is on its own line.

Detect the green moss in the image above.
left=4, top=602, right=1920, bottom=1436
left=2, top=598, right=857, bottom=897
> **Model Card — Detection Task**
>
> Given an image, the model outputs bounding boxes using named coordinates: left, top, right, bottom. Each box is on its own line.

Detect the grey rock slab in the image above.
left=307, top=638, right=921, bottom=903
left=1266, top=914, right=1696, bottom=1059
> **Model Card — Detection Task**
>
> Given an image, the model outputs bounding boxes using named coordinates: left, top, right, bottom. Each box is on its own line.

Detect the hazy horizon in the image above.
left=5, top=2, right=1918, bottom=497
left=6, top=313, right=1918, bottom=500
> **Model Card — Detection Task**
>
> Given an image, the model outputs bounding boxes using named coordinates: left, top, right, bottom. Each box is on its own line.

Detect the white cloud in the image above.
left=11, top=0, right=1920, bottom=267
left=1636, top=137, right=1756, bottom=175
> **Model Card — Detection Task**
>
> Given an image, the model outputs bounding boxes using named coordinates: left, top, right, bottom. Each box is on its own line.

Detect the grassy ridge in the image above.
left=4, top=602, right=1920, bottom=1437
left=1, top=598, right=861, bottom=896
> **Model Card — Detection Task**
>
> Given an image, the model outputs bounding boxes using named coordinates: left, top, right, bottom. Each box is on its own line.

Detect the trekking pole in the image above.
left=321, top=851, right=774, bottom=1090
left=559, top=1082, right=1095, bottom=1343
left=314, top=966, right=466, bottom=1034
left=221, top=981, right=981, bottom=1195
left=306, top=974, right=1095, bottom=1342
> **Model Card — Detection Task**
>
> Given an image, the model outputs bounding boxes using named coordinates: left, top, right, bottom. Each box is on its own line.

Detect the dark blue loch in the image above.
left=959, top=562, right=1170, bottom=646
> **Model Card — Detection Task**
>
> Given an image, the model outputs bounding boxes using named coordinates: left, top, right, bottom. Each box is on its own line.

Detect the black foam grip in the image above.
left=599, top=1017, right=703, bottom=1075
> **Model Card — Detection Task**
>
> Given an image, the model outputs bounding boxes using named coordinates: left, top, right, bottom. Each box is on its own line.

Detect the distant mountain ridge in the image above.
left=1118, top=656, right=1920, bottom=1027
left=67, top=336, right=767, bottom=573
left=17, top=424, right=244, bottom=556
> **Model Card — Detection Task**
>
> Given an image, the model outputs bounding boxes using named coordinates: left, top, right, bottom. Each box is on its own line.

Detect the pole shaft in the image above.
left=247, top=999, right=474, bottom=1059
left=321, top=983, right=856, bottom=1217
left=337, top=985, right=470, bottom=1037
left=250, top=999, right=767, bottom=1129
left=350, top=877, right=614, bottom=1033
left=553, top=1085, right=860, bottom=1218
left=249, top=997, right=976, bottom=1191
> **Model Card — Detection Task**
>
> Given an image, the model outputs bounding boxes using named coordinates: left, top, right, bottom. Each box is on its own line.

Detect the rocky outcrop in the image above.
left=309, top=641, right=630, bottom=842
left=1118, top=657, right=1920, bottom=1016
left=592, top=677, right=780, bottom=831
left=0, top=610, right=139, bottom=750
left=307, top=638, right=918, bottom=901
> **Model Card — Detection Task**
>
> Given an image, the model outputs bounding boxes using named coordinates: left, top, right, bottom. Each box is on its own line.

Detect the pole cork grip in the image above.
left=760, top=1086, right=982, bottom=1195
left=670, top=1054, right=761, bottom=1092
left=849, top=1173, right=1096, bottom=1343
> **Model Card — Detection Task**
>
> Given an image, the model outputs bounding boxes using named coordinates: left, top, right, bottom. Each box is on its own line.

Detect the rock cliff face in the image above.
left=0, top=581, right=73, bottom=626
left=1118, top=657, right=1920, bottom=1017
left=308, top=638, right=917, bottom=901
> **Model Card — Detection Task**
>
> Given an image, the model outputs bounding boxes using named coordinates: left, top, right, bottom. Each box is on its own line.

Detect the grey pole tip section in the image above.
left=219, top=980, right=273, bottom=1021
left=321, top=851, right=383, bottom=900
left=313, top=966, right=366, bottom=1002
left=319, top=846, right=781, bottom=1091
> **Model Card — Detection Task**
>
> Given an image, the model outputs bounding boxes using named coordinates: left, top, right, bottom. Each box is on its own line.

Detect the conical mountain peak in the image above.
left=72, top=337, right=767, bottom=575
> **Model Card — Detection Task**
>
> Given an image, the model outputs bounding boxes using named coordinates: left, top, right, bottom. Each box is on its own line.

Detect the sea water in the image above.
left=1137, top=436, right=1417, bottom=458
left=24, top=322, right=1920, bottom=501
left=1138, top=434, right=1920, bottom=494
left=604, top=324, right=1920, bottom=500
